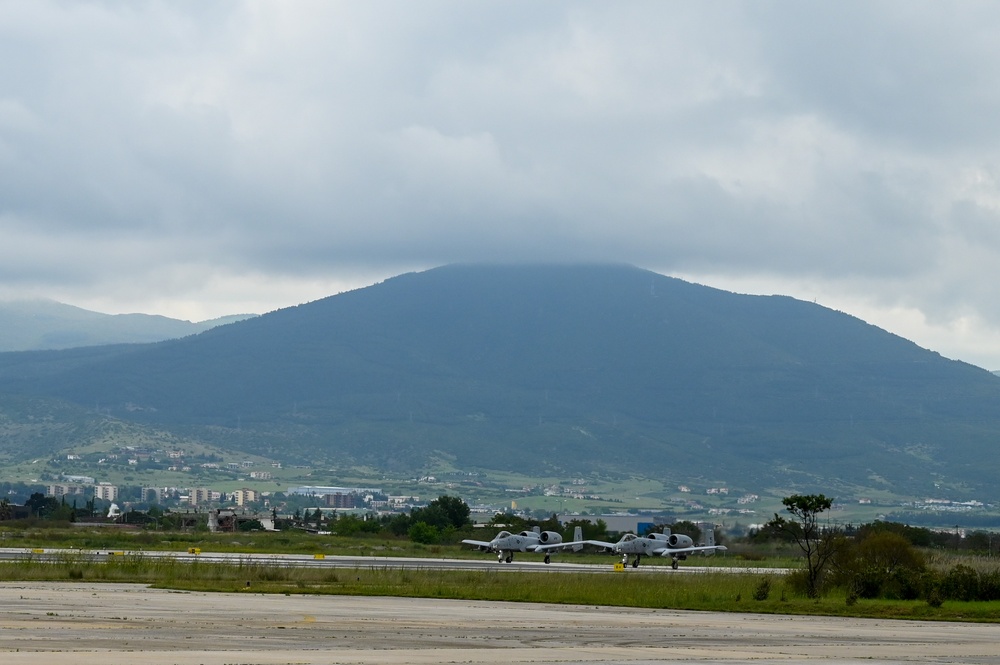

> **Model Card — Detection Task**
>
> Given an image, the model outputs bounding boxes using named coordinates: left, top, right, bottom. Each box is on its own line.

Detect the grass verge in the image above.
left=0, top=526, right=796, bottom=567
left=0, top=553, right=997, bottom=622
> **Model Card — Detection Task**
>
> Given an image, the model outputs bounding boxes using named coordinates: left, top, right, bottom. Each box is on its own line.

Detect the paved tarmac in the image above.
left=0, top=546, right=787, bottom=574
left=0, top=546, right=619, bottom=572
left=1, top=582, right=997, bottom=664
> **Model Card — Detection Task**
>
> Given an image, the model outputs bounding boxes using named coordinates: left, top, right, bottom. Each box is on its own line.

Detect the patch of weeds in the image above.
left=752, top=577, right=771, bottom=601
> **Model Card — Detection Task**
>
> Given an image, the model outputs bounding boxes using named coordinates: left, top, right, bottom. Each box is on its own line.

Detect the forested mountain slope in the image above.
left=2, top=264, right=998, bottom=496
left=0, top=299, right=253, bottom=351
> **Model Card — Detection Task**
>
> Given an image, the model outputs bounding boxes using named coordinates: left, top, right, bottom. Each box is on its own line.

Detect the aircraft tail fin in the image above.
left=572, top=525, right=583, bottom=551
left=701, top=524, right=719, bottom=556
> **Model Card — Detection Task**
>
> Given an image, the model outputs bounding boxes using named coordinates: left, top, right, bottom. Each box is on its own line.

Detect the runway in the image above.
left=2, top=582, right=998, bottom=664
left=0, top=546, right=787, bottom=574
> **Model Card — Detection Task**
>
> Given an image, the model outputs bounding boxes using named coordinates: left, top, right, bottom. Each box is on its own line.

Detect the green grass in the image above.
left=2, top=526, right=998, bottom=622
left=1, top=525, right=417, bottom=555
left=0, top=525, right=798, bottom=568
left=0, top=551, right=996, bottom=622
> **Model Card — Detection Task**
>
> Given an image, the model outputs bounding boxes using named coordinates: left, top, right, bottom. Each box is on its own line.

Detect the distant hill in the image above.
left=0, top=299, right=255, bottom=351
left=2, top=264, right=1000, bottom=498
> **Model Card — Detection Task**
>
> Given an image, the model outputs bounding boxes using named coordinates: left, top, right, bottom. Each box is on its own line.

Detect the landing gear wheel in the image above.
left=497, top=553, right=504, bottom=563
left=671, top=559, right=679, bottom=570
left=631, top=557, right=639, bottom=568
left=505, top=555, right=513, bottom=563
left=544, top=555, right=551, bottom=564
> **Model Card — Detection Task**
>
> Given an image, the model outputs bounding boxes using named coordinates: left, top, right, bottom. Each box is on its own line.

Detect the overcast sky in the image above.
left=3, top=2, right=1000, bottom=369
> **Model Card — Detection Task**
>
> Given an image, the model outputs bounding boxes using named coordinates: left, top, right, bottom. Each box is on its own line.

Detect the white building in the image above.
left=232, top=488, right=260, bottom=506
left=189, top=487, right=213, bottom=505
left=94, top=483, right=118, bottom=501
left=47, top=483, right=87, bottom=498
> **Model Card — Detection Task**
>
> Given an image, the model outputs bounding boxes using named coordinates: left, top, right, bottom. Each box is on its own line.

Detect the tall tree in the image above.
left=412, top=495, right=471, bottom=531
left=24, top=492, right=59, bottom=519
left=765, top=494, right=838, bottom=598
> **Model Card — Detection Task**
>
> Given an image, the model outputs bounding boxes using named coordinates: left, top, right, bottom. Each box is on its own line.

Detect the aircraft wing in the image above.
left=534, top=540, right=585, bottom=552
left=655, top=545, right=728, bottom=556
left=582, top=539, right=617, bottom=548
left=461, top=538, right=495, bottom=548
left=555, top=539, right=617, bottom=551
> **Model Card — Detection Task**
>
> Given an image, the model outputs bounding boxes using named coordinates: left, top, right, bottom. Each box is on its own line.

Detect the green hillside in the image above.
left=0, top=299, right=254, bottom=351
left=1, top=264, right=999, bottom=498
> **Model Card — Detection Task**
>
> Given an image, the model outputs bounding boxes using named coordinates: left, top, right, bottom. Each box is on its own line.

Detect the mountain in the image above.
left=0, top=299, right=256, bottom=351
left=1, top=264, right=999, bottom=498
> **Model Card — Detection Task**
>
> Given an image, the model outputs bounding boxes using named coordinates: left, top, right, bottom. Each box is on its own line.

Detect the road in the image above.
left=2, top=581, right=998, bottom=664
left=0, top=546, right=787, bottom=574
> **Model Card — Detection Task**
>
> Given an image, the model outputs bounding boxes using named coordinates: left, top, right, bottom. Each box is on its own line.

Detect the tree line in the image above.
left=9, top=488, right=1000, bottom=606
left=755, top=493, right=1000, bottom=604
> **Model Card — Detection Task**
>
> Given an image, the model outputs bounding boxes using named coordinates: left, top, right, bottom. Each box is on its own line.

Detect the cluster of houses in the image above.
left=41, top=446, right=292, bottom=510
left=911, top=498, right=988, bottom=512
left=541, top=483, right=606, bottom=501
left=46, top=480, right=266, bottom=508
left=65, top=446, right=282, bottom=478
left=48, top=479, right=120, bottom=502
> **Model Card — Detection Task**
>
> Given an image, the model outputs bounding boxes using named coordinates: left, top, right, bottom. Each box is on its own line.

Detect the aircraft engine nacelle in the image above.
left=648, top=533, right=670, bottom=542
left=537, top=531, right=563, bottom=545
left=668, top=534, right=694, bottom=548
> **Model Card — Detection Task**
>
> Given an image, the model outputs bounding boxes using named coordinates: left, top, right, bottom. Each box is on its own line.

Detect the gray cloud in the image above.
left=3, top=2, right=1000, bottom=366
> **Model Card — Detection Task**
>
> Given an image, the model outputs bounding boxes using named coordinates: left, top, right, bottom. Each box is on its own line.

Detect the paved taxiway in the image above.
left=1, top=582, right=997, bottom=664
left=0, top=546, right=787, bottom=574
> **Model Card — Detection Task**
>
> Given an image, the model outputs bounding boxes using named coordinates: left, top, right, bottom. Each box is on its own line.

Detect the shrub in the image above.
left=830, top=531, right=926, bottom=601
left=941, top=564, right=979, bottom=602
left=408, top=521, right=440, bottom=545
left=884, top=567, right=926, bottom=601
left=978, top=569, right=1000, bottom=601
left=784, top=569, right=813, bottom=597
left=752, top=577, right=771, bottom=601
left=857, top=532, right=924, bottom=574
left=853, top=565, right=884, bottom=599
left=827, top=538, right=859, bottom=589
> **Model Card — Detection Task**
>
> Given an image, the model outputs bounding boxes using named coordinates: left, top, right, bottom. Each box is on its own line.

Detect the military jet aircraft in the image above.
left=566, top=528, right=726, bottom=569
left=462, top=526, right=583, bottom=564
